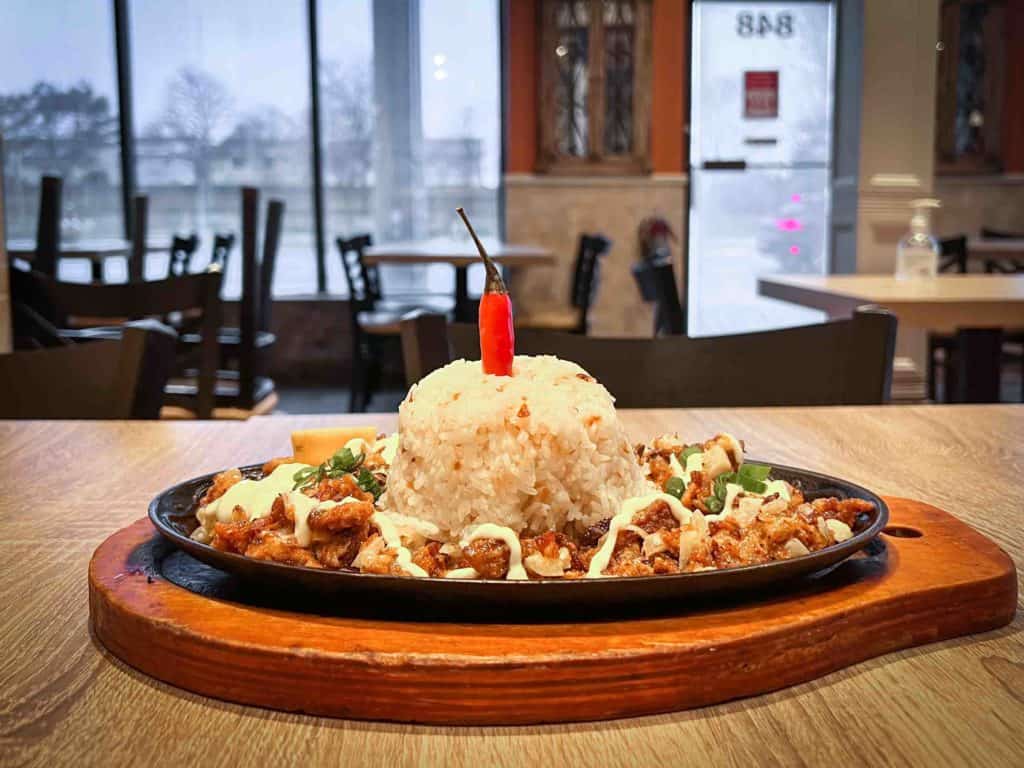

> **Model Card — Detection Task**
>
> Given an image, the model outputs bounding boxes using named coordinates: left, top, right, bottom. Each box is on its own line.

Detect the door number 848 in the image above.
left=737, top=12, right=794, bottom=37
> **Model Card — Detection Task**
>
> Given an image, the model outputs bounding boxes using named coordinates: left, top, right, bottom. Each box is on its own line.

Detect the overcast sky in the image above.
left=1, top=0, right=500, bottom=185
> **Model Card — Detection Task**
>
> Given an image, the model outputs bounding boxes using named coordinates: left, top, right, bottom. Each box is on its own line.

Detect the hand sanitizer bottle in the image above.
left=896, top=199, right=941, bottom=279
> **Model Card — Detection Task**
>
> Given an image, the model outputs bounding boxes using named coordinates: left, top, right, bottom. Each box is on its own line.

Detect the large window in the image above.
left=1, top=0, right=501, bottom=296
left=130, top=0, right=313, bottom=295
left=0, top=0, right=122, bottom=282
left=320, top=0, right=501, bottom=295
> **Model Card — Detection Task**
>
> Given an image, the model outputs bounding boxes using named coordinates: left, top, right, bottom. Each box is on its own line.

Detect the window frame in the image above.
left=934, top=0, right=1006, bottom=176
left=536, top=0, right=652, bottom=176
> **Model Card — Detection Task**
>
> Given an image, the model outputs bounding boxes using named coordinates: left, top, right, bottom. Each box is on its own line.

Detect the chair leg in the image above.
left=365, top=337, right=384, bottom=410
left=349, top=334, right=367, bottom=413
left=954, top=328, right=1003, bottom=403
left=926, top=336, right=938, bottom=403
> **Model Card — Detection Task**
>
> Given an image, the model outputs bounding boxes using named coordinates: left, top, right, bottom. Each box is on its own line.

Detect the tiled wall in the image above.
left=504, top=174, right=688, bottom=337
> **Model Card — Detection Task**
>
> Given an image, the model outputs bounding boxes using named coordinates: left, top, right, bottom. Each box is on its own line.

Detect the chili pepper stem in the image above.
left=456, top=207, right=515, bottom=376
left=456, top=206, right=506, bottom=294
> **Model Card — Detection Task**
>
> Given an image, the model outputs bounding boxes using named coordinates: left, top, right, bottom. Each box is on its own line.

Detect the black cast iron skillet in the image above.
left=148, top=459, right=889, bottom=615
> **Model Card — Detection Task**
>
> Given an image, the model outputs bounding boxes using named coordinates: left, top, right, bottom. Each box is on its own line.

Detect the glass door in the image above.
left=688, top=0, right=835, bottom=336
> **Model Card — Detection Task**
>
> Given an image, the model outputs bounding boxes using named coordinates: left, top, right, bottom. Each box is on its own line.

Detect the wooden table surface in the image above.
left=364, top=237, right=553, bottom=267
left=759, top=274, right=1024, bottom=332
left=2, top=407, right=1023, bottom=767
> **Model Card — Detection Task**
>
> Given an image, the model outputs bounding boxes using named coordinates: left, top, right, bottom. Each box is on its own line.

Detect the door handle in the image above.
left=702, top=160, right=747, bottom=170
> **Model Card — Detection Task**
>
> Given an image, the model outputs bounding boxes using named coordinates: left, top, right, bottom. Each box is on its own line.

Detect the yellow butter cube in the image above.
left=290, top=426, right=379, bottom=466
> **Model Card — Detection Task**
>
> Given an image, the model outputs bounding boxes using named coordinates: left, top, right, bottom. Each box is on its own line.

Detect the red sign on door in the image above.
left=744, top=71, right=779, bottom=118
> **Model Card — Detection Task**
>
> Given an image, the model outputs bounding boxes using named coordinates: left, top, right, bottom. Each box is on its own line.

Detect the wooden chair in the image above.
left=128, top=195, right=148, bottom=282
left=0, top=320, right=177, bottom=419
left=631, top=261, right=684, bottom=336
left=400, top=306, right=897, bottom=407
left=337, top=234, right=407, bottom=412
left=980, top=227, right=1024, bottom=274
left=937, top=235, right=968, bottom=274
left=11, top=265, right=223, bottom=418
left=208, top=233, right=236, bottom=273
left=979, top=228, right=1024, bottom=400
left=168, top=234, right=201, bottom=277
left=34, top=175, right=62, bottom=278
left=515, top=234, right=611, bottom=335
left=174, top=188, right=280, bottom=415
left=927, top=234, right=1007, bottom=402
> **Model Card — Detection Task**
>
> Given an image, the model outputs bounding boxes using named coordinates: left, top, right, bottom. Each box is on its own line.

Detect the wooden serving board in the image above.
left=89, top=498, right=1017, bottom=725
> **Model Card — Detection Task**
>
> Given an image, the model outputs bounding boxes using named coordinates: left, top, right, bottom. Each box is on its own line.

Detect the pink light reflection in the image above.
left=776, top=218, right=803, bottom=232
left=791, top=194, right=802, bottom=203
left=789, top=246, right=800, bottom=255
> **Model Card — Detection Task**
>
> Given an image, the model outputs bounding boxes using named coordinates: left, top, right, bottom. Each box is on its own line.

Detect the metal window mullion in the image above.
left=113, top=0, right=137, bottom=241
left=307, top=0, right=327, bottom=293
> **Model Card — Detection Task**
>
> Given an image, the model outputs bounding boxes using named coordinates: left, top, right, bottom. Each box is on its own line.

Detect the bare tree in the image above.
left=0, top=81, right=117, bottom=182
left=320, top=61, right=373, bottom=186
left=146, top=68, right=233, bottom=228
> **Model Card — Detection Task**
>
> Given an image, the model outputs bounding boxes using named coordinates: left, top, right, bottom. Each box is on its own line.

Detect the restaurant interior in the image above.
left=2, top=1, right=1022, bottom=766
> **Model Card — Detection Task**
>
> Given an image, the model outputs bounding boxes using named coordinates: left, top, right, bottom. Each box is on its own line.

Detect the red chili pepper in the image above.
left=457, top=207, right=514, bottom=376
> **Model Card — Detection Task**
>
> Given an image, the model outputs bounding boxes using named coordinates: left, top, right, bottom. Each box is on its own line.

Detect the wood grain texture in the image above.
left=88, top=500, right=1015, bottom=725
left=2, top=407, right=1024, bottom=765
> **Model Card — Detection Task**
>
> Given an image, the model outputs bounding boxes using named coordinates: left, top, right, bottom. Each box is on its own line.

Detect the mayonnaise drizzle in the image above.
left=586, top=493, right=694, bottom=578
left=344, top=437, right=371, bottom=457
left=460, top=523, right=528, bottom=580
left=205, top=463, right=312, bottom=524
left=290, top=495, right=361, bottom=547
left=444, top=567, right=480, bottom=579
left=668, top=451, right=704, bottom=483
left=763, top=479, right=791, bottom=501
left=375, top=433, right=399, bottom=465
left=371, top=511, right=429, bottom=577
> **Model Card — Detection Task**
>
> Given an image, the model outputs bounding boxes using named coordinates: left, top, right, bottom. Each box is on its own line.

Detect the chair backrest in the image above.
left=34, top=175, right=62, bottom=278
left=980, top=227, right=1024, bottom=240
left=0, top=319, right=178, bottom=419
left=570, top=233, right=611, bottom=333
left=336, top=234, right=378, bottom=310
left=259, top=199, right=284, bottom=332
left=632, top=262, right=684, bottom=336
left=238, top=187, right=260, bottom=407
left=13, top=266, right=223, bottom=418
left=938, top=235, right=968, bottom=274
left=168, top=234, right=201, bottom=277
left=979, top=227, right=1024, bottom=273
left=402, top=307, right=897, bottom=407
left=400, top=311, right=449, bottom=385
left=209, top=232, right=235, bottom=273
left=129, top=195, right=148, bottom=282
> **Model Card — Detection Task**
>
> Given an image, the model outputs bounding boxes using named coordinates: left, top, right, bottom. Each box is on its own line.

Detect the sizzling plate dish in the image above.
left=187, top=356, right=877, bottom=581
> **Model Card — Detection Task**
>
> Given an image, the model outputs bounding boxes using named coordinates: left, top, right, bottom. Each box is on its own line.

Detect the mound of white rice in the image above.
left=385, top=355, right=652, bottom=541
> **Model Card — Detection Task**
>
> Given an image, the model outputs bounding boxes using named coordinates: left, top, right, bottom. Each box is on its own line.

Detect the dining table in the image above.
left=364, top=237, right=554, bottom=321
left=759, top=274, right=1024, bottom=402
left=2, top=406, right=1022, bottom=766
left=7, top=238, right=166, bottom=283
